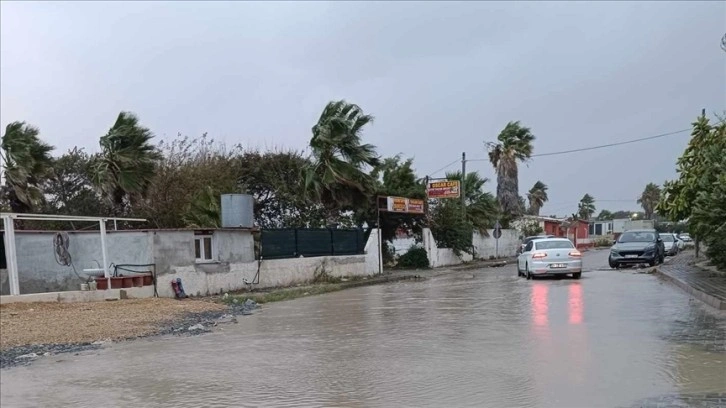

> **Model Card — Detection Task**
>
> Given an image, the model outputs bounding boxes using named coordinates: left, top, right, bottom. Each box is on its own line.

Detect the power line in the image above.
left=467, top=128, right=691, bottom=162
left=426, top=158, right=460, bottom=178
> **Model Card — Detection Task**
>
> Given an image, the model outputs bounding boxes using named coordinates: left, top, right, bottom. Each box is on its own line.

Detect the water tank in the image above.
left=221, top=194, right=254, bottom=228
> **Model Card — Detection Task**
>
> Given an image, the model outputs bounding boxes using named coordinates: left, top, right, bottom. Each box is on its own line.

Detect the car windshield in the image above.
left=661, top=234, right=674, bottom=242
left=534, top=240, right=574, bottom=250
left=618, top=231, right=655, bottom=243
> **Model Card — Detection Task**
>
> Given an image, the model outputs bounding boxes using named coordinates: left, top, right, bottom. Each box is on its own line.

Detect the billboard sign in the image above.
left=427, top=180, right=460, bottom=199
left=379, top=196, right=425, bottom=214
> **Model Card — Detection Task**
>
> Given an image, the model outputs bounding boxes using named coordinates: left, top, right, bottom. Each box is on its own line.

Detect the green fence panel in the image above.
left=261, top=229, right=296, bottom=259
left=261, top=228, right=367, bottom=259
left=296, top=229, right=333, bottom=257
left=332, top=229, right=359, bottom=255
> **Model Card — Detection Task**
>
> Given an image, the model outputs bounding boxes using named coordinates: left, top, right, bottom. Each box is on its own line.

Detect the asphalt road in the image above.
left=2, top=250, right=725, bottom=408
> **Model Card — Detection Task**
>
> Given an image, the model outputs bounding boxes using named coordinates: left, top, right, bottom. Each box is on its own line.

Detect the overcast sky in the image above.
left=2, top=1, right=725, bottom=216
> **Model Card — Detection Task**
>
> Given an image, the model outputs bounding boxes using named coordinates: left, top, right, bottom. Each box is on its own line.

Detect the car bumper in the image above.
left=530, top=259, right=582, bottom=276
left=610, top=252, right=657, bottom=264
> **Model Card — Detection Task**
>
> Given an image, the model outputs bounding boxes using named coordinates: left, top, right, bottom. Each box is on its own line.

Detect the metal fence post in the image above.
left=294, top=229, right=299, bottom=257
left=330, top=228, right=335, bottom=256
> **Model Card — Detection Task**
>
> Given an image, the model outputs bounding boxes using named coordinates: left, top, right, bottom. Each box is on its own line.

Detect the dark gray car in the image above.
left=609, top=229, right=665, bottom=268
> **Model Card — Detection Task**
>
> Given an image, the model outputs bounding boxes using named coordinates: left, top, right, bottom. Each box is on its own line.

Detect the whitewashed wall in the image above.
left=421, top=228, right=520, bottom=268
left=4, top=228, right=382, bottom=299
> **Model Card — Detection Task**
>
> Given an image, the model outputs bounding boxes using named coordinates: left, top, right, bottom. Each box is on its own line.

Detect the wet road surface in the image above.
left=2, top=250, right=725, bottom=407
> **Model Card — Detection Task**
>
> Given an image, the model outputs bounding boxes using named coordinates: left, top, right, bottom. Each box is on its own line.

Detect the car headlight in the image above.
left=610, top=249, right=619, bottom=255
left=644, top=245, right=655, bottom=252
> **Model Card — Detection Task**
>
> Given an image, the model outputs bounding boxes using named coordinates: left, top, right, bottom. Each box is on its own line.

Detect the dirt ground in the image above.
left=0, top=298, right=226, bottom=350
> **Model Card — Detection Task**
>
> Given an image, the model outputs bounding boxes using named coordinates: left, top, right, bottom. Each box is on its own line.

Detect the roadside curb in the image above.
left=654, top=267, right=726, bottom=311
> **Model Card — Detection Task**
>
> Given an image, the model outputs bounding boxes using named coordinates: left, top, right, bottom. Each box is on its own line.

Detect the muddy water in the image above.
left=2, top=255, right=726, bottom=407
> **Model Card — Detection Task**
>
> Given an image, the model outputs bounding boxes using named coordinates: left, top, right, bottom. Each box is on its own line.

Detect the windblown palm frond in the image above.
left=1, top=121, right=54, bottom=212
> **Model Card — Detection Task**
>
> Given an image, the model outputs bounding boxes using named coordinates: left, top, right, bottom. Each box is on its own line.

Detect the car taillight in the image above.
left=569, top=250, right=582, bottom=257
left=532, top=252, right=547, bottom=259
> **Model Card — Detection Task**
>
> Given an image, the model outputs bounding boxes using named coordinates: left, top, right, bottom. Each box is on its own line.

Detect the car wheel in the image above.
left=572, top=272, right=581, bottom=279
left=526, top=263, right=532, bottom=280
left=608, top=257, right=619, bottom=269
left=517, top=264, right=522, bottom=277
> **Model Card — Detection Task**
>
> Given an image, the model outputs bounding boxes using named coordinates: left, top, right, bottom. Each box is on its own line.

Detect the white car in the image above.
left=517, top=237, right=583, bottom=280
left=673, top=234, right=685, bottom=251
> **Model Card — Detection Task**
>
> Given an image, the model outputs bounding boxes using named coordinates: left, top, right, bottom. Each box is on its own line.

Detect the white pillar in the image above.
left=3, top=215, right=20, bottom=295
left=376, top=228, right=383, bottom=275
left=100, top=219, right=111, bottom=290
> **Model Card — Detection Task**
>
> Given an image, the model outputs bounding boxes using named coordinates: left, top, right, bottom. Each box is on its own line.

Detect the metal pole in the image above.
left=4, top=215, right=20, bottom=295
left=461, top=152, right=466, bottom=220
left=100, top=219, right=111, bottom=290
left=495, top=238, right=499, bottom=259
left=114, top=219, right=118, bottom=230
left=377, top=207, right=383, bottom=275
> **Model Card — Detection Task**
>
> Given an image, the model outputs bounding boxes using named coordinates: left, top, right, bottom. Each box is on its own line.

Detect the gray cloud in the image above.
left=2, top=1, right=724, bottom=216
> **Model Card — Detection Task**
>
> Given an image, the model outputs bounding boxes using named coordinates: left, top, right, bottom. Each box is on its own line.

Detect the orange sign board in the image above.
left=384, top=197, right=425, bottom=214
left=427, top=180, right=460, bottom=199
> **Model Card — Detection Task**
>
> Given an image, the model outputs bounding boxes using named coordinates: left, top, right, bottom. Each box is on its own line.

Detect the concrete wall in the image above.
left=421, top=228, right=519, bottom=268
left=1, top=231, right=151, bottom=295
left=3, top=228, right=382, bottom=299
left=473, top=229, right=520, bottom=259
left=151, top=229, right=380, bottom=298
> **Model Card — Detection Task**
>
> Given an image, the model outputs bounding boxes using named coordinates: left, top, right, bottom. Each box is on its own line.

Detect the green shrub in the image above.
left=594, top=236, right=613, bottom=247
left=397, top=246, right=430, bottom=269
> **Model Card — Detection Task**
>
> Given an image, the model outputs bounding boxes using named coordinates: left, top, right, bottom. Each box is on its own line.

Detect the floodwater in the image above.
left=2, top=251, right=726, bottom=408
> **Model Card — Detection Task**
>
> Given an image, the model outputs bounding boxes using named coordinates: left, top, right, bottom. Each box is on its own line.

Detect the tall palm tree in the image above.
left=637, top=182, right=661, bottom=220
left=0, top=122, right=54, bottom=213
left=577, top=193, right=596, bottom=220
left=527, top=180, right=549, bottom=216
left=444, top=170, right=499, bottom=232
left=487, top=121, right=535, bottom=221
left=304, top=100, right=380, bottom=226
left=91, top=112, right=162, bottom=215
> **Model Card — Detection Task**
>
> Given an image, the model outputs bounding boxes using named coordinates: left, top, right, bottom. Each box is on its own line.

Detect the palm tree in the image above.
left=487, top=121, right=535, bottom=221
left=637, top=182, right=661, bottom=219
left=444, top=170, right=499, bottom=232
left=91, top=112, right=162, bottom=215
left=527, top=180, right=549, bottom=216
left=0, top=122, right=54, bottom=213
left=577, top=193, right=596, bottom=220
left=304, top=100, right=380, bottom=226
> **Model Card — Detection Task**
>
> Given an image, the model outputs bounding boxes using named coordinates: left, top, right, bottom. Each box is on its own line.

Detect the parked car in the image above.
left=517, top=235, right=556, bottom=255
left=517, top=237, right=582, bottom=280
left=679, top=233, right=693, bottom=243
left=673, top=234, right=685, bottom=251
left=661, top=233, right=679, bottom=256
left=608, top=229, right=665, bottom=268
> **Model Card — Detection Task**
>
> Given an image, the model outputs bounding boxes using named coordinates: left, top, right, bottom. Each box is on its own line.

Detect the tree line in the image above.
left=1, top=100, right=554, bottom=254
left=657, top=113, right=726, bottom=269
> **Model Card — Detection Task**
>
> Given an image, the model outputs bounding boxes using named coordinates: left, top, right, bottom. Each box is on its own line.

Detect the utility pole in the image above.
left=461, top=152, right=466, bottom=221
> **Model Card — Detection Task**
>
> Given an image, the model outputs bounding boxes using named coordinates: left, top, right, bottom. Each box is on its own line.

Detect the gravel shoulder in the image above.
left=0, top=298, right=257, bottom=369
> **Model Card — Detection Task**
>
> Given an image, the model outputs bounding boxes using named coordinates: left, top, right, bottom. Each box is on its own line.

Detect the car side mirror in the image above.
left=613, top=240, right=617, bottom=245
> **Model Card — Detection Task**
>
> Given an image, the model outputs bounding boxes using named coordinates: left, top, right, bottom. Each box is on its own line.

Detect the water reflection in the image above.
left=531, top=282, right=549, bottom=327
left=569, top=282, right=584, bottom=325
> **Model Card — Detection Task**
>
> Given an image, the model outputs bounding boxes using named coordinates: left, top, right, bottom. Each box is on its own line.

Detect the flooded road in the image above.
left=2, top=250, right=725, bottom=407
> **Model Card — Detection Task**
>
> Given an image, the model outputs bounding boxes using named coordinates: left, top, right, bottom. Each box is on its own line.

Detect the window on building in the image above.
left=194, top=233, right=214, bottom=262
left=588, top=223, right=595, bottom=235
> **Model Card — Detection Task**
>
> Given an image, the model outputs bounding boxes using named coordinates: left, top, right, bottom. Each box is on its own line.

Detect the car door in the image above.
left=519, top=241, right=534, bottom=269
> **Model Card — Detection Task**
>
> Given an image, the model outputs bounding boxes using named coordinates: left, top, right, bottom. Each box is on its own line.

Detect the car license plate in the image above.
left=625, top=255, right=638, bottom=258
left=550, top=263, right=566, bottom=268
